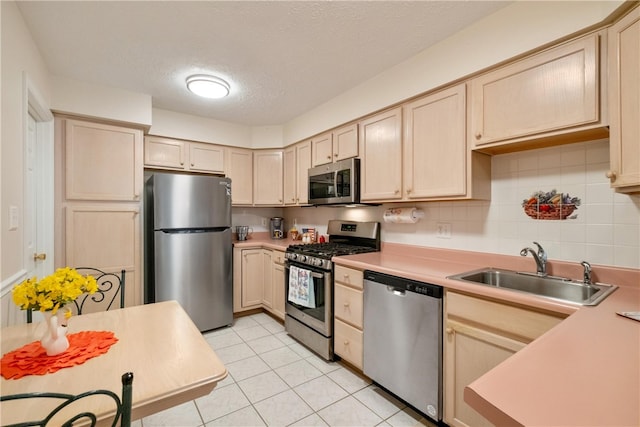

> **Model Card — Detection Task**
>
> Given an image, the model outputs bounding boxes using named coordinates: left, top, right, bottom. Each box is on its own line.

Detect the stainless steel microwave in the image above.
left=308, top=158, right=360, bottom=205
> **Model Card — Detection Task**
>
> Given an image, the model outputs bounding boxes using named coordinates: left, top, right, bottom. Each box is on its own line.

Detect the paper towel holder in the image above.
left=383, top=207, right=425, bottom=224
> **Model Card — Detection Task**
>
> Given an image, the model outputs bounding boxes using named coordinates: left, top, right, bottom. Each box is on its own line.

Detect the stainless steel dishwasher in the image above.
left=363, top=270, right=443, bottom=422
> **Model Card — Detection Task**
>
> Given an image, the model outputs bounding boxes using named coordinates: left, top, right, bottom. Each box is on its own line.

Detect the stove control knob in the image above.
left=299, top=255, right=307, bottom=263
left=313, top=258, right=323, bottom=267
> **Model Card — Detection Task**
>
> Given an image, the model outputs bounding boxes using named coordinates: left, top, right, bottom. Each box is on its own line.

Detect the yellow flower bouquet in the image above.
left=12, top=267, right=98, bottom=318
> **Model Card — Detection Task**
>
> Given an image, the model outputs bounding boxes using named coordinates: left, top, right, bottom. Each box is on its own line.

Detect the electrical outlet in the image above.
left=261, top=218, right=267, bottom=227
left=436, top=222, right=451, bottom=239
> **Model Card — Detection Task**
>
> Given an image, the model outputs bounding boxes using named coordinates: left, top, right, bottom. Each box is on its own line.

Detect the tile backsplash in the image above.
left=235, top=139, right=639, bottom=269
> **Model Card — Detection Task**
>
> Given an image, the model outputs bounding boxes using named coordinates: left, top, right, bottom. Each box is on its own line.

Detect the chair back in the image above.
left=27, top=268, right=126, bottom=323
left=1, top=372, right=133, bottom=427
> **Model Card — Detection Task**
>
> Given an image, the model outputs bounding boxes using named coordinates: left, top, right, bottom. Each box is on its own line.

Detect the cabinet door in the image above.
left=470, top=34, right=600, bottom=147
left=66, top=119, right=143, bottom=201
left=444, top=319, right=525, bottom=427
left=283, top=146, right=297, bottom=205
left=404, top=84, right=466, bottom=199
left=144, top=136, right=186, bottom=170
left=253, top=150, right=283, bottom=205
left=262, top=250, right=274, bottom=309
left=359, top=107, right=403, bottom=201
left=311, top=132, right=333, bottom=166
left=295, top=141, right=312, bottom=205
left=65, top=204, right=140, bottom=308
left=333, top=123, right=358, bottom=161
left=608, top=6, right=640, bottom=192
left=189, top=142, right=225, bottom=173
left=241, top=249, right=264, bottom=307
left=226, top=148, right=253, bottom=205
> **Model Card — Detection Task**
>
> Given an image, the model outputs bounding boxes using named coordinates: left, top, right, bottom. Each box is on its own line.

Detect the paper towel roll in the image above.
left=383, top=208, right=424, bottom=224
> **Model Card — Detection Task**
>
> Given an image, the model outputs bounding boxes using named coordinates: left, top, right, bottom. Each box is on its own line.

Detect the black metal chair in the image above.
left=27, top=268, right=126, bottom=323
left=0, top=372, right=133, bottom=427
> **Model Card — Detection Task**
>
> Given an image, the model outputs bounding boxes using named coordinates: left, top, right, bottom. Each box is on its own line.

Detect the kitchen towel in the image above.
left=287, top=265, right=316, bottom=308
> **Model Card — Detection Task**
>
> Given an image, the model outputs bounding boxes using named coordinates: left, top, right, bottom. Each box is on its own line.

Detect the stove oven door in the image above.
left=285, top=261, right=332, bottom=337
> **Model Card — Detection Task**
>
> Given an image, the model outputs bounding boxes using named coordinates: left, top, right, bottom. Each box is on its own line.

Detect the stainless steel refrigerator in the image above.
left=145, top=172, right=233, bottom=332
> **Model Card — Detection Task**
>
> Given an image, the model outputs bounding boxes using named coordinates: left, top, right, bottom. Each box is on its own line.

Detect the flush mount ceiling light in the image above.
left=186, top=74, right=230, bottom=99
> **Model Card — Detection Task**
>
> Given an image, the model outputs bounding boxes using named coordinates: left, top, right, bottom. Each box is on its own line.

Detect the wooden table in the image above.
left=1, top=300, right=228, bottom=424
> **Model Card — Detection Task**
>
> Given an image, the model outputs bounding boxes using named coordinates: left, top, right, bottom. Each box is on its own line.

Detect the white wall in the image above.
left=1, top=0, right=53, bottom=323
left=51, top=76, right=152, bottom=127
left=283, top=140, right=640, bottom=269
left=149, top=108, right=252, bottom=147
left=283, top=1, right=625, bottom=145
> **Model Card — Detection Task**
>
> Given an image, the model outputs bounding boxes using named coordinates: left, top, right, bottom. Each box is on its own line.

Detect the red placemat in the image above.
left=1, top=331, right=118, bottom=380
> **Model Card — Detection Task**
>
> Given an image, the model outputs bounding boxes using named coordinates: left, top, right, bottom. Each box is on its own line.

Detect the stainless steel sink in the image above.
left=448, top=268, right=617, bottom=306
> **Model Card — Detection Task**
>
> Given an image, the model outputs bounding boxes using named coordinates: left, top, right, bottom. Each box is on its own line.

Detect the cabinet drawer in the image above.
left=334, top=319, right=363, bottom=369
left=273, top=250, right=286, bottom=265
left=334, top=265, right=363, bottom=289
left=447, top=291, right=565, bottom=342
left=334, top=284, right=363, bottom=328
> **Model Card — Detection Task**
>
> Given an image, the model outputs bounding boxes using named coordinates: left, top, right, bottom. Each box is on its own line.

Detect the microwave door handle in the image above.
left=334, top=170, right=340, bottom=197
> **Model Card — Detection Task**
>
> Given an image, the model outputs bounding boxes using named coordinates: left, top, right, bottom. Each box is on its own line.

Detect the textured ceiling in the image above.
left=17, top=1, right=511, bottom=126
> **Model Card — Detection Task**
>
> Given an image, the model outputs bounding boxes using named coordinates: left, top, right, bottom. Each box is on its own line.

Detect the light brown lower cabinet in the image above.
left=444, top=291, right=566, bottom=427
left=333, top=265, right=364, bottom=368
left=232, top=247, right=285, bottom=320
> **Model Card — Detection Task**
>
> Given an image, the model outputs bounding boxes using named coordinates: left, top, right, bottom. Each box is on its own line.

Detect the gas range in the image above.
left=285, top=220, right=380, bottom=270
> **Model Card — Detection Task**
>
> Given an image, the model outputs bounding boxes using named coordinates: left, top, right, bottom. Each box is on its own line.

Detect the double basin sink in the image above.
left=448, top=268, right=617, bottom=306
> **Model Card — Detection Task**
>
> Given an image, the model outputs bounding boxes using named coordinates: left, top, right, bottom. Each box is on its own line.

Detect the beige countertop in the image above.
left=332, top=243, right=640, bottom=427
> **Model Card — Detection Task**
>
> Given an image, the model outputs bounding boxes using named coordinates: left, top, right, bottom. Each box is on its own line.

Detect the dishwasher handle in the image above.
left=387, top=286, right=406, bottom=296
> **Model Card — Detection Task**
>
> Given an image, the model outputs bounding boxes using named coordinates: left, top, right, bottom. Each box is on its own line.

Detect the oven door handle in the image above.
left=310, top=271, right=325, bottom=279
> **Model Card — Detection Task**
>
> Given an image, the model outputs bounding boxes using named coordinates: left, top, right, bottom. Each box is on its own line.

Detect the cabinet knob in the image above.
left=279, top=199, right=283, bottom=203
left=406, top=189, right=412, bottom=195
left=191, top=162, right=194, bottom=167
left=327, top=155, right=332, bottom=160
left=394, top=189, right=400, bottom=195
left=475, top=132, right=482, bottom=140
left=334, top=153, right=338, bottom=158
left=343, top=340, right=349, bottom=346
left=33, top=253, right=47, bottom=261
left=606, top=171, right=616, bottom=182
left=180, top=161, right=184, bottom=165
left=344, top=274, right=349, bottom=280
left=343, top=302, right=350, bottom=307
left=446, top=327, right=454, bottom=335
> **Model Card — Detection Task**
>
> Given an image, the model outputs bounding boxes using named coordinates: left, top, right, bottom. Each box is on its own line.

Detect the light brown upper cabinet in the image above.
left=311, top=123, right=359, bottom=167
left=253, top=149, right=283, bottom=206
left=188, top=142, right=225, bottom=174
left=226, top=147, right=253, bottom=205
left=144, top=135, right=225, bottom=174
left=284, top=140, right=311, bottom=205
left=359, top=107, right=403, bottom=201
left=66, top=119, right=143, bottom=201
left=403, top=83, right=490, bottom=200
left=607, top=6, right=640, bottom=193
left=470, top=33, right=608, bottom=153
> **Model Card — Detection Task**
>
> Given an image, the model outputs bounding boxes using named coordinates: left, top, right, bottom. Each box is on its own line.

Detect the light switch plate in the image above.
left=9, top=205, right=19, bottom=231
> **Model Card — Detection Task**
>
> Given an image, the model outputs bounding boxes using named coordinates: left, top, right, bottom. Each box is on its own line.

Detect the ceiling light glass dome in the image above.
left=186, top=75, right=230, bottom=99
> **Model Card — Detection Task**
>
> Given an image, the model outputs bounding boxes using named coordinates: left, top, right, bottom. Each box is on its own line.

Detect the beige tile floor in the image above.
left=133, top=312, right=436, bottom=427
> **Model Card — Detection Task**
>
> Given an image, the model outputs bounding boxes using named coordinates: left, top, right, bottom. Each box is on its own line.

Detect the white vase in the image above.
left=41, top=310, right=69, bottom=356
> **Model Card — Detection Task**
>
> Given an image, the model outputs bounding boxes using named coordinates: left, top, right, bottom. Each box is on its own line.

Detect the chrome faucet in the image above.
left=520, top=241, right=547, bottom=276
left=581, top=261, right=592, bottom=285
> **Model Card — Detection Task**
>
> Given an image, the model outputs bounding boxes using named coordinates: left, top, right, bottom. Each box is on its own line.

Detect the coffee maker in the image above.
left=269, top=217, right=285, bottom=239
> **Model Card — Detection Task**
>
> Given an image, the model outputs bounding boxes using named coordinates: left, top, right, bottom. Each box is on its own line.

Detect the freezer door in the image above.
left=154, top=228, right=232, bottom=331
left=153, top=173, right=231, bottom=229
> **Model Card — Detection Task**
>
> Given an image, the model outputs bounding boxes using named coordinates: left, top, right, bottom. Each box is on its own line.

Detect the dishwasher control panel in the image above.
left=364, top=270, right=443, bottom=298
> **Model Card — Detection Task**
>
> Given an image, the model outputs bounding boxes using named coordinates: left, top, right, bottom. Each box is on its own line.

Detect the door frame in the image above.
left=25, top=73, right=55, bottom=279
